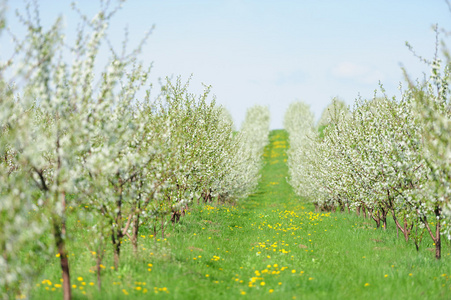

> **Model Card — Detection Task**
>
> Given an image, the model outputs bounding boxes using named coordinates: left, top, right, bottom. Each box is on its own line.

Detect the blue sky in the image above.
left=2, top=0, right=451, bottom=128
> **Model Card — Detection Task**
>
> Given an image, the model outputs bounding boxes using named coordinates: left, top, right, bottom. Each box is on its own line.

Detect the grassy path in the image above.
left=33, top=130, right=450, bottom=299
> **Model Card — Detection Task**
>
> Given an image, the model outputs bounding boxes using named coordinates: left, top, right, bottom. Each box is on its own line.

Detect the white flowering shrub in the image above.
left=317, top=97, right=349, bottom=129
left=283, top=101, right=318, bottom=205
left=220, top=105, right=270, bottom=200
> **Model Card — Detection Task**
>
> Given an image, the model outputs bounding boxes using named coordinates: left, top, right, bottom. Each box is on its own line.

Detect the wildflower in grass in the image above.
left=292, top=270, right=296, bottom=273
left=122, top=289, right=129, bottom=295
left=89, top=282, right=94, bottom=286
left=385, top=275, right=388, bottom=278
left=261, top=282, right=265, bottom=286
left=364, top=283, right=370, bottom=287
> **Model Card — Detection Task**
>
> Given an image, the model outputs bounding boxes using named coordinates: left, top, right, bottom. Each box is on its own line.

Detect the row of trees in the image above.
left=0, top=2, right=269, bottom=299
left=286, top=40, right=451, bottom=260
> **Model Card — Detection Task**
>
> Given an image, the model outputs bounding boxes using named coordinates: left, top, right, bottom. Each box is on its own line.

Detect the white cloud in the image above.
left=332, top=62, right=385, bottom=84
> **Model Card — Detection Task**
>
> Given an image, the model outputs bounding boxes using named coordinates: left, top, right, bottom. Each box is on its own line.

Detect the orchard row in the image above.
left=0, top=4, right=271, bottom=298
left=286, top=50, right=451, bottom=260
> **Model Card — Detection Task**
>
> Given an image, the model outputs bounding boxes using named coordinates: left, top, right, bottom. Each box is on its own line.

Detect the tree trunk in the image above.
left=418, top=206, right=441, bottom=259
left=132, top=212, right=140, bottom=255
left=391, top=210, right=411, bottom=242
left=53, top=192, right=71, bottom=300
left=435, top=219, right=441, bottom=259
left=96, top=256, right=102, bottom=291
left=434, top=206, right=441, bottom=259
left=161, top=218, right=165, bottom=239
left=112, top=181, right=124, bottom=270
left=53, top=218, right=71, bottom=300
left=380, top=206, right=388, bottom=230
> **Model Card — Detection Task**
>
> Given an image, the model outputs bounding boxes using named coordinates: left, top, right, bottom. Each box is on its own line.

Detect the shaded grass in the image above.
left=30, top=129, right=451, bottom=299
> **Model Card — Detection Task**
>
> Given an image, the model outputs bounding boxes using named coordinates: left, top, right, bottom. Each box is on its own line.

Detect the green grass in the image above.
left=31, top=129, right=451, bottom=299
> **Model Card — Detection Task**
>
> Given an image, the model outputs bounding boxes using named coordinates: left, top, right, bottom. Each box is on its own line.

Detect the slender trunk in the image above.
left=391, top=211, right=410, bottom=242
left=53, top=216, right=71, bottom=300
left=54, top=132, right=71, bottom=300
left=132, top=213, right=140, bottom=254
left=111, top=228, right=120, bottom=270
left=435, top=219, right=441, bottom=259
left=381, top=206, right=387, bottom=230
left=131, top=194, right=141, bottom=254
left=434, top=207, right=441, bottom=259
left=161, top=217, right=165, bottom=239
left=370, top=208, right=380, bottom=228
left=96, top=255, right=102, bottom=291
left=53, top=192, right=71, bottom=300
left=112, top=181, right=124, bottom=270
left=417, top=206, right=441, bottom=259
